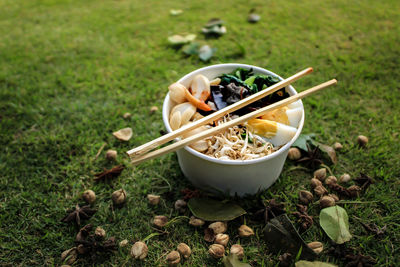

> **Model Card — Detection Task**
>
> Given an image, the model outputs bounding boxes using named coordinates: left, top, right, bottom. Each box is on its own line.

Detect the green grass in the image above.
left=1, top=0, right=399, bottom=266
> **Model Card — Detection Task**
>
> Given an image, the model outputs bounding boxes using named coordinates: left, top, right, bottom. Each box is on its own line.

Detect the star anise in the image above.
left=254, top=199, right=286, bottom=223
left=360, top=222, right=386, bottom=237
left=297, top=144, right=324, bottom=169
left=181, top=188, right=201, bottom=201
left=345, top=253, right=376, bottom=267
left=61, top=204, right=97, bottom=226
left=75, top=234, right=117, bottom=262
left=94, top=165, right=124, bottom=181
left=354, top=173, right=374, bottom=190
left=292, top=204, right=313, bottom=231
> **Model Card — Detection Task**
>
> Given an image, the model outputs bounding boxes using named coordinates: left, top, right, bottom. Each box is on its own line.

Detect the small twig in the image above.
left=142, top=232, right=162, bottom=242
left=93, top=142, right=106, bottom=161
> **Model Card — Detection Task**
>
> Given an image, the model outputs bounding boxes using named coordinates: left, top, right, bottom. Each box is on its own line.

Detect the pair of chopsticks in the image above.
left=127, top=67, right=337, bottom=165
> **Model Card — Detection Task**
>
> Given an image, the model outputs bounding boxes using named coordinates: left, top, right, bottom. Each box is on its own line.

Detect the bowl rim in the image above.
left=162, top=63, right=305, bottom=166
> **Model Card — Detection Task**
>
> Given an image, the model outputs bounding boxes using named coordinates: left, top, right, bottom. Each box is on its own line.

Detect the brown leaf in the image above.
left=94, top=165, right=124, bottom=181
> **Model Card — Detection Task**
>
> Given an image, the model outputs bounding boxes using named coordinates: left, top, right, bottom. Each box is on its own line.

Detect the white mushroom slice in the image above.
left=169, top=102, right=196, bottom=130
left=168, top=83, right=187, bottom=104
left=191, top=112, right=204, bottom=121
left=190, top=74, right=210, bottom=101
left=189, top=140, right=208, bottom=152
left=182, top=125, right=208, bottom=138
left=169, top=111, right=181, bottom=131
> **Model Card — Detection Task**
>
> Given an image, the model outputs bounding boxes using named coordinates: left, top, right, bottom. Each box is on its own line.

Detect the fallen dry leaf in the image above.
left=113, top=127, right=132, bottom=141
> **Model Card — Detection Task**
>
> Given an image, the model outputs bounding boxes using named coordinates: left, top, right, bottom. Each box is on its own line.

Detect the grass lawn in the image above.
left=1, top=0, right=399, bottom=266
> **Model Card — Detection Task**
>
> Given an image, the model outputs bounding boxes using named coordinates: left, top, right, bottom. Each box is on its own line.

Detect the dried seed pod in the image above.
left=166, top=250, right=180, bottom=266
left=61, top=247, right=78, bottom=265
left=82, top=190, right=96, bottom=204
left=112, top=189, right=127, bottom=205
left=320, top=196, right=335, bottom=208
left=177, top=243, right=191, bottom=259
left=189, top=216, right=205, bottom=227
left=174, top=199, right=187, bottom=213
left=123, top=112, right=131, bottom=119
left=230, top=244, right=244, bottom=259
left=307, top=241, right=323, bottom=254
left=119, top=239, right=129, bottom=247
left=348, top=185, right=361, bottom=197
left=333, top=142, right=343, bottom=151
left=76, top=244, right=88, bottom=255
left=94, top=226, right=106, bottom=239
left=299, top=190, right=314, bottom=205
left=314, top=168, right=327, bottom=181
left=314, top=185, right=328, bottom=197
left=130, top=241, right=148, bottom=260
left=208, top=244, right=225, bottom=259
left=288, top=147, right=301, bottom=160
left=105, top=149, right=117, bottom=161
left=113, top=127, right=133, bottom=141
left=153, top=215, right=168, bottom=228
left=325, top=175, right=337, bottom=185
left=357, top=135, right=368, bottom=147
left=339, top=173, right=351, bottom=184
left=328, top=194, right=339, bottom=202
left=310, top=178, right=323, bottom=189
left=238, top=225, right=254, bottom=237
left=215, top=233, right=229, bottom=247
left=150, top=106, right=158, bottom=113
left=209, top=222, right=227, bottom=234
left=147, top=194, right=160, bottom=205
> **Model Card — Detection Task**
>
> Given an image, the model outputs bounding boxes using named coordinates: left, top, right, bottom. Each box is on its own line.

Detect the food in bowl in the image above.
left=167, top=67, right=303, bottom=161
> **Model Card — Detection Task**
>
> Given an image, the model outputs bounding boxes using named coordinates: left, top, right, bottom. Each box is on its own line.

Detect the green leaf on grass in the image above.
left=223, top=254, right=251, bottom=267
left=320, top=206, right=352, bottom=244
left=170, top=9, right=183, bottom=16
left=292, top=133, right=316, bottom=151
left=295, top=260, right=338, bottom=267
left=182, top=42, right=200, bottom=56
left=199, top=45, right=216, bottom=62
left=187, top=198, right=246, bottom=221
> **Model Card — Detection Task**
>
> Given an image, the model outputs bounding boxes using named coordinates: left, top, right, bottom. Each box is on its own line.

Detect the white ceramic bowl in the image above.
left=162, top=63, right=305, bottom=196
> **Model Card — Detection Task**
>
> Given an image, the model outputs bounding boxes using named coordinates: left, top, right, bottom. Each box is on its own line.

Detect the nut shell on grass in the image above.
left=147, top=194, right=160, bottom=205
left=153, top=215, right=168, bottom=228
left=208, top=222, right=227, bottom=234
left=328, top=194, right=339, bottom=202
left=299, top=190, right=313, bottom=205
left=333, top=142, right=343, bottom=151
left=357, top=135, right=368, bottom=147
left=311, top=178, right=322, bottom=189
left=105, top=149, right=117, bottom=161
left=61, top=247, right=78, bottom=265
left=166, top=250, right=180, bottom=266
left=325, top=176, right=337, bottom=185
left=113, top=127, right=133, bottom=141
left=95, top=226, right=106, bottom=239
left=215, top=233, right=229, bottom=247
left=119, top=239, right=129, bottom=247
left=123, top=112, right=131, bottom=119
left=209, top=244, right=225, bottom=258
left=314, top=168, right=327, bottom=181
left=314, top=185, right=328, bottom=197
left=307, top=241, right=323, bottom=254
left=230, top=244, right=244, bottom=259
left=339, top=173, right=351, bottom=184
left=82, top=190, right=96, bottom=204
left=189, top=216, right=205, bottom=227
left=130, top=241, right=148, bottom=260
left=348, top=185, right=361, bottom=197
left=288, top=147, right=301, bottom=160
left=238, top=225, right=254, bottom=237
left=112, top=189, right=127, bottom=205
left=174, top=199, right=187, bottom=213
left=150, top=106, right=158, bottom=113
left=177, top=243, right=191, bottom=259
left=320, top=196, right=336, bottom=208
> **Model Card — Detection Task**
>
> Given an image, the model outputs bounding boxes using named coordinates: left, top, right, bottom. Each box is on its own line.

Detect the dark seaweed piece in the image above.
left=225, top=83, right=250, bottom=105
left=61, top=204, right=97, bottom=227
left=210, top=85, right=228, bottom=110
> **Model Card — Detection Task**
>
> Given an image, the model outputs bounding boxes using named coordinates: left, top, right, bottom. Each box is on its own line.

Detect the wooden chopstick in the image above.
left=129, top=79, right=337, bottom=165
left=127, top=67, right=313, bottom=158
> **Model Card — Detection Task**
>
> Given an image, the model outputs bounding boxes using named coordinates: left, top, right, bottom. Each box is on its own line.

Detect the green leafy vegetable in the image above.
left=320, top=206, right=352, bottom=244
left=187, top=198, right=246, bottom=221
left=199, top=45, right=216, bottom=62
left=223, top=254, right=251, bottom=267
left=292, top=133, right=317, bottom=152
left=263, top=214, right=316, bottom=260
left=295, top=260, right=338, bottom=267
